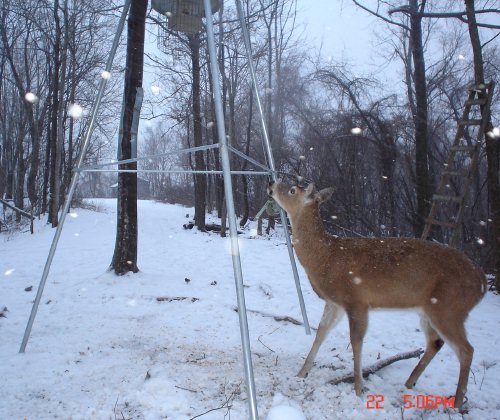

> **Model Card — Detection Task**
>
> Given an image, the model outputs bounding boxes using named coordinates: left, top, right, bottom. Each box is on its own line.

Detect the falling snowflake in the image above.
left=430, top=297, right=438, bottom=304
left=331, top=215, right=338, bottom=220
left=68, top=103, right=84, bottom=119
left=25, top=92, right=38, bottom=103
left=69, top=212, right=78, bottom=218
left=458, top=54, right=465, bottom=60
left=151, top=85, right=161, bottom=95
left=350, top=127, right=362, bottom=135
left=206, top=121, right=214, bottom=128
left=479, top=220, right=487, bottom=226
left=101, top=71, right=111, bottom=80
left=299, top=155, right=306, bottom=161
left=477, top=238, right=485, bottom=245
left=487, top=127, right=500, bottom=139
left=352, top=277, right=362, bottom=285
left=4, top=269, right=15, bottom=276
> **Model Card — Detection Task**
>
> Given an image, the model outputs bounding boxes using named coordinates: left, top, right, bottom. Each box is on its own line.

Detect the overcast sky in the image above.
left=295, top=0, right=402, bottom=85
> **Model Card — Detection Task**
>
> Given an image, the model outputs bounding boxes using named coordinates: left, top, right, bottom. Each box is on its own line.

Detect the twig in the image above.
left=328, top=349, right=424, bottom=385
left=175, top=385, right=198, bottom=393
left=258, top=328, right=280, bottom=353
left=189, top=381, right=238, bottom=420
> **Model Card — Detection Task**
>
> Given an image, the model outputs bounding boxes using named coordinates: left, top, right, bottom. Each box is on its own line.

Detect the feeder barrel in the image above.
left=151, top=0, right=220, bottom=16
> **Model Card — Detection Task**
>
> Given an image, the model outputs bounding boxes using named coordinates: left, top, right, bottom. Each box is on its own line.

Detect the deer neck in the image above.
left=290, top=205, right=332, bottom=264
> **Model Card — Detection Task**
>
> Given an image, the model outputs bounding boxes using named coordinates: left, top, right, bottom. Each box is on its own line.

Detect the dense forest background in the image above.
left=1, top=0, right=499, bottom=271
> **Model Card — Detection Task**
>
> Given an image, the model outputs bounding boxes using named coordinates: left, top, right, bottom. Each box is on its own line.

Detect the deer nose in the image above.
left=268, top=181, right=274, bottom=196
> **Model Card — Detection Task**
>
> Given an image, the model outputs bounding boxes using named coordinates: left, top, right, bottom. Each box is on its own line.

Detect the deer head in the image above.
left=267, top=181, right=333, bottom=220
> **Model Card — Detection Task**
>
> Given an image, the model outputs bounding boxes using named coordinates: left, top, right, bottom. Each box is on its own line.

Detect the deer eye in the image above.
left=289, top=187, right=296, bottom=195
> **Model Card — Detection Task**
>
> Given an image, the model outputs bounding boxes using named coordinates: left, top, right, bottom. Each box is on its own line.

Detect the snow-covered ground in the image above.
left=1, top=200, right=499, bottom=419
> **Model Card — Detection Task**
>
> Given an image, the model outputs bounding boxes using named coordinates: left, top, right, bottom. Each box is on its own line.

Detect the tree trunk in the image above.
left=464, top=0, right=500, bottom=289
left=48, top=0, right=62, bottom=226
left=110, top=0, right=147, bottom=275
left=409, top=0, right=430, bottom=236
left=49, top=0, right=69, bottom=227
left=189, top=33, right=206, bottom=231
left=240, top=88, right=253, bottom=228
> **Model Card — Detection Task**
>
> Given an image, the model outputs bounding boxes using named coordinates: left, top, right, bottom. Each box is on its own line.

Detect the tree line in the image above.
left=1, top=1, right=499, bottom=285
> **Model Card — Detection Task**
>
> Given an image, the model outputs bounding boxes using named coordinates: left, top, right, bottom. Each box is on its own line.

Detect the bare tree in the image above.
left=110, top=0, right=148, bottom=275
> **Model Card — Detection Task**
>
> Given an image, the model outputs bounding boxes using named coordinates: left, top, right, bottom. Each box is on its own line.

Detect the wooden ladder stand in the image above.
left=421, top=81, right=495, bottom=246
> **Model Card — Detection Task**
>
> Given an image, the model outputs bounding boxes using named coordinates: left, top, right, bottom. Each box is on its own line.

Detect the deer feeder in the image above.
left=151, top=0, right=220, bottom=33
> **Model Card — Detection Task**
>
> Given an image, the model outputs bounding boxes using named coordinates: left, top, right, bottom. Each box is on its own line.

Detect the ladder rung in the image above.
left=426, top=218, right=457, bottom=228
left=442, top=170, right=469, bottom=178
left=459, top=119, right=483, bottom=126
left=450, top=146, right=475, bottom=153
left=433, top=194, right=463, bottom=203
left=465, top=98, right=487, bottom=106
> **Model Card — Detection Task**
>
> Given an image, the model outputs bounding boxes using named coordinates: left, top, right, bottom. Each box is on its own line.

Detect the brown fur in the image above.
left=269, top=181, right=486, bottom=410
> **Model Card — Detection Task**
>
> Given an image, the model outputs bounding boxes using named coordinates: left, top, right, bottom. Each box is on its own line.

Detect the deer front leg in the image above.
left=298, top=302, right=344, bottom=378
left=347, top=306, right=368, bottom=396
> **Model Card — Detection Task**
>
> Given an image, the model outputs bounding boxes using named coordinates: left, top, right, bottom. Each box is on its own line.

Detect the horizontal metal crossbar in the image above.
left=79, top=143, right=274, bottom=176
left=76, top=168, right=271, bottom=176
left=80, top=143, right=221, bottom=170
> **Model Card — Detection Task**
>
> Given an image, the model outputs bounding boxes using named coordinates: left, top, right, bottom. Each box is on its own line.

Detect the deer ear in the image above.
left=305, top=183, right=315, bottom=196
left=315, top=188, right=333, bottom=204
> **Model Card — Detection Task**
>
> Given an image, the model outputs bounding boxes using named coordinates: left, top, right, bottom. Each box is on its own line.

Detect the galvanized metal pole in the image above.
left=234, top=0, right=311, bottom=335
left=19, top=0, right=132, bottom=353
left=203, top=1, right=259, bottom=419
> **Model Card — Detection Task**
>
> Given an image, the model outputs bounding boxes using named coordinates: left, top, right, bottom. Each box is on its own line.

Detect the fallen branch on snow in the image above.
left=156, top=296, right=199, bottom=303
left=328, top=348, right=424, bottom=386
left=232, top=306, right=317, bottom=331
left=0, top=198, right=34, bottom=220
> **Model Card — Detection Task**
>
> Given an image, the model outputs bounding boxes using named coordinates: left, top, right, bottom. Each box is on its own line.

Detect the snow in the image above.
left=24, top=92, right=39, bottom=103
left=267, top=394, right=306, bottom=420
left=101, top=71, right=112, bottom=80
left=68, top=103, right=84, bottom=119
left=1, top=199, right=500, bottom=419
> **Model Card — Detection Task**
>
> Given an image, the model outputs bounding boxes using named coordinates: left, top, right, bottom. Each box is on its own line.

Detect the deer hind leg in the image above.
left=427, top=313, right=473, bottom=410
left=347, top=306, right=368, bottom=396
left=405, top=315, right=444, bottom=389
left=297, top=302, right=344, bottom=378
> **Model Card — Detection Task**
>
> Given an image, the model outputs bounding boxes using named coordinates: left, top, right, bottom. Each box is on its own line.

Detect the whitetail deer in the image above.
left=268, top=180, right=486, bottom=410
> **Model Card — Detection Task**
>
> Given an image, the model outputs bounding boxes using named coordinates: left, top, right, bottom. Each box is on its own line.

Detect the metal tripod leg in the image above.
left=19, top=0, right=132, bottom=353
left=204, top=1, right=259, bottom=418
left=234, top=0, right=310, bottom=335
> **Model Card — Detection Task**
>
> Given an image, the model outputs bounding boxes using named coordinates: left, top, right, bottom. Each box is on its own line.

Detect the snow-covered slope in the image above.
left=1, top=200, right=499, bottom=419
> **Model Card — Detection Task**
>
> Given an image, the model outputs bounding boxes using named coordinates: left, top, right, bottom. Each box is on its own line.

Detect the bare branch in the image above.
left=352, top=0, right=410, bottom=31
